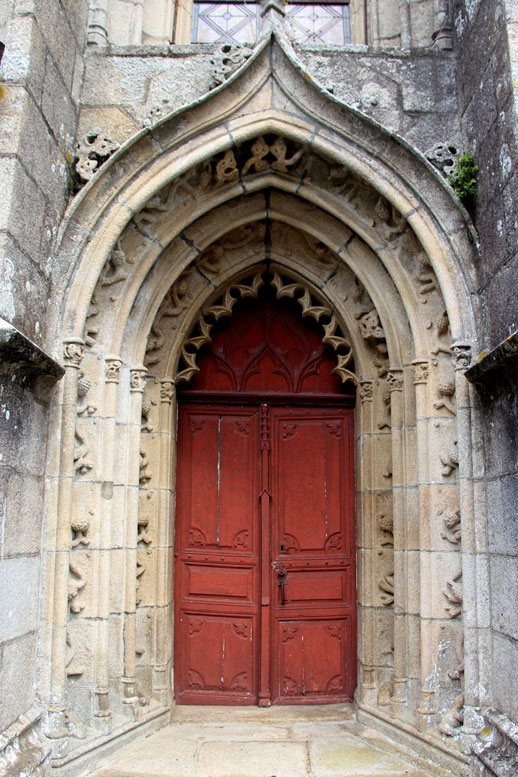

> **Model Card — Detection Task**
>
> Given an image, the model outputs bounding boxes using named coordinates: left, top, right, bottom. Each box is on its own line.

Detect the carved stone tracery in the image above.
left=159, top=268, right=358, bottom=387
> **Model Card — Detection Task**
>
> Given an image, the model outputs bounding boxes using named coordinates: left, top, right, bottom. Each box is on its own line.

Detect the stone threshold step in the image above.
left=171, top=703, right=355, bottom=724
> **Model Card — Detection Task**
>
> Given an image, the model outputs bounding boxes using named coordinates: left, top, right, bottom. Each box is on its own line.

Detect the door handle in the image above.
left=272, top=561, right=288, bottom=605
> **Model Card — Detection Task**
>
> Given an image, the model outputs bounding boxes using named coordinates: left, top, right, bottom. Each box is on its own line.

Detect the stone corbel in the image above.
left=0, top=317, right=64, bottom=385
left=465, top=332, right=517, bottom=386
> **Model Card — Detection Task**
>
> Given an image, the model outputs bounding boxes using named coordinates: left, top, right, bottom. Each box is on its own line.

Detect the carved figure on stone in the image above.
left=136, top=558, right=146, bottom=605
left=241, top=136, right=271, bottom=175
left=215, top=150, right=239, bottom=185
left=432, top=310, right=451, bottom=355
left=359, top=381, right=373, bottom=402
left=440, top=509, right=461, bottom=545
left=139, top=450, right=152, bottom=486
left=135, top=163, right=212, bottom=229
left=66, top=633, right=85, bottom=677
left=357, top=309, right=384, bottom=341
left=71, top=518, right=90, bottom=547
left=451, top=342, right=472, bottom=371
left=415, top=252, right=438, bottom=299
left=197, top=244, right=224, bottom=274
left=145, top=271, right=196, bottom=367
left=84, top=294, right=100, bottom=348
left=74, top=429, right=93, bottom=475
left=68, top=561, right=87, bottom=613
left=73, top=129, right=120, bottom=188
left=377, top=389, right=391, bottom=430
left=77, top=373, right=97, bottom=416
left=440, top=440, right=458, bottom=477
left=211, top=42, right=253, bottom=86
left=141, top=398, right=156, bottom=433
left=434, top=380, right=456, bottom=415
left=443, top=571, right=462, bottom=618
left=374, top=197, right=406, bottom=240
left=99, top=242, right=129, bottom=299
left=137, top=517, right=152, bottom=546
left=378, top=511, right=394, bottom=547
left=440, top=694, right=464, bottom=736
left=379, top=572, right=394, bottom=606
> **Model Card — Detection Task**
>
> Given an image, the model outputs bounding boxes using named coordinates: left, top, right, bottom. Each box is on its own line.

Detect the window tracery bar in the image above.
left=192, top=2, right=261, bottom=44
left=191, top=0, right=351, bottom=45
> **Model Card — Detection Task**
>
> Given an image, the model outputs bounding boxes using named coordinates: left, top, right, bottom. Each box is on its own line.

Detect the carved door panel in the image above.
left=270, top=407, right=355, bottom=703
left=175, top=404, right=355, bottom=705
left=175, top=405, right=260, bottom=704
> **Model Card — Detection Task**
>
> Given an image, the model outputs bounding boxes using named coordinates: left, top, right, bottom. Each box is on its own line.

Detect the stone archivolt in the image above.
left=42, top=34, right=479, bottom=774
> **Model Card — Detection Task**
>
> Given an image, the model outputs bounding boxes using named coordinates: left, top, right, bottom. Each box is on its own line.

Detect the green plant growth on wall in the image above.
left=448, top=152, right=478, bottom=209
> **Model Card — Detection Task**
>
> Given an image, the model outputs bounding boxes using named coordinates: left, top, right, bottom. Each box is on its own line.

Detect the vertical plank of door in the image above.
left=258, top=404, right=271, bottom=706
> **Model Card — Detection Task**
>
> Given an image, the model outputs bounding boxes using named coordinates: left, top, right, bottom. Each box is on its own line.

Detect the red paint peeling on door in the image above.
left=174, top=291, right=356, bottom=705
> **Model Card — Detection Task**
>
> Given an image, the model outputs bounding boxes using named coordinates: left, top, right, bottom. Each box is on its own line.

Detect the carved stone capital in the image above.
left=160, top=378, right=175, bottom=403
left=130, top=367, right=148, bottom=393
left=412, top=358, right=429, bottom=384
left=387, top=368, right=403, bottom=392
left=358, top=380, right=374, bottom=402
left=63, top=337, right=85, bottom=369
left=451, top=342, right=472, bottom=371
left=105, top=356, right=122, bottom=383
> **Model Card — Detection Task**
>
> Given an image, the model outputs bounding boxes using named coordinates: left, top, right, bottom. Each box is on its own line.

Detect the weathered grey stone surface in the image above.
left=0, top=2, right=517, bottom=777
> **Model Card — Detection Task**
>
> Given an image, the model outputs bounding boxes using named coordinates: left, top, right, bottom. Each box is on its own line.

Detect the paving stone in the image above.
left=309, top=735, right=421, bottom=776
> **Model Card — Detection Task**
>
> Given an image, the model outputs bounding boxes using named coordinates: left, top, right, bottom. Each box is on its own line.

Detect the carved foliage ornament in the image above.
left=211, top=42, right=254, bottom=87
left=73, top=129, right=120, bottom=188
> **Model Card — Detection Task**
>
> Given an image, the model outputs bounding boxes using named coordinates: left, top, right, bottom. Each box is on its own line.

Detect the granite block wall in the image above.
left=0, top=0, right=86, bottom=742
left=454, top=0, right=518, bottom=740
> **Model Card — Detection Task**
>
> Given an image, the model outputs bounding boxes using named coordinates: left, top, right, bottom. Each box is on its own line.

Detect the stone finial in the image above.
left=260, top=0, right=287, bottom=33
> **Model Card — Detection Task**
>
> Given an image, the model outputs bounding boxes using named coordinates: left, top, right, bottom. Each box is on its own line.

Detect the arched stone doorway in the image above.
left=174, top=278, right=356, bottom=706
left=41, top=33, right=482, bottom=776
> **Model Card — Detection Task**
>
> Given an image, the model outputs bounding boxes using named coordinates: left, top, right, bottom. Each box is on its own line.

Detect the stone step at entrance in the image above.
left=89, top=705, right=456, bottom=777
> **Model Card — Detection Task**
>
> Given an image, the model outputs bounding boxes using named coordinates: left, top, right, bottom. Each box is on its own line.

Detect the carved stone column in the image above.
left=152, top=378, right=176, bottom=704
left=356, top=379, right=377, bottom=705
left=92, top=356, right=122, bottom=731
left=46, top=337, right=85, bottom=758
left=121, top=367, right=148, bottom=715
left=386, top=369, right=408, bottom=717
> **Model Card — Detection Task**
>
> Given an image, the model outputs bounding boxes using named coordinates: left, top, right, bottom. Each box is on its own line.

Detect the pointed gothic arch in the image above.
left=41, top=31, right=482, bottom=776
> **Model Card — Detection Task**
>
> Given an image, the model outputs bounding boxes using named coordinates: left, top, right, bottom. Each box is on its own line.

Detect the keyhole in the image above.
left=280, top=544, right=285, bottom=551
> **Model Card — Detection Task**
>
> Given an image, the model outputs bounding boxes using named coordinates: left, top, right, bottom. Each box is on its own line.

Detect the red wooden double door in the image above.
left=174, top=290, right=356, bottom=705
left=174, top=402, right=355, bottom=705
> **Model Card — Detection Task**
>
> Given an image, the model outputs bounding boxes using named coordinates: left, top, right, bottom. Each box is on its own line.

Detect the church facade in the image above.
left=0, top=1, right=517, bottom=775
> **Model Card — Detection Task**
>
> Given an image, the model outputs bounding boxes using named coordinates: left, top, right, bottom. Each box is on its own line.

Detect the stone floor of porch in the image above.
left=87, top=704, right=456, bottom=777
